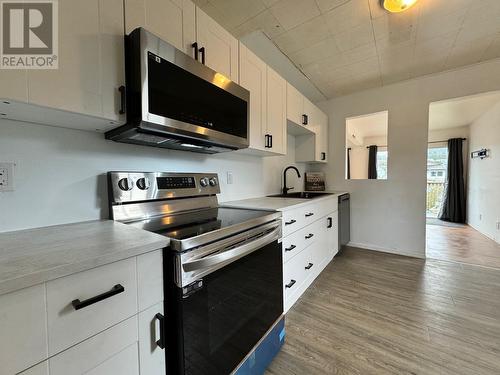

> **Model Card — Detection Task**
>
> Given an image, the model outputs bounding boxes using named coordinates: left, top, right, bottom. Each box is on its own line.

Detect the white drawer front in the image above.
left=282, top=207, right=306, bottom=236
left=0, top=284, right=48, bottom=375
left=46, top=258, right=138, bottom=355
left=137, top=250, right=164, bottom=311
left=283, top=218, right=322, bottom=263
left=282, top=198, right=337, bottom=236
left=49, top=316, right=138, bottom=375
left=283, top=249, right=307, bottom=301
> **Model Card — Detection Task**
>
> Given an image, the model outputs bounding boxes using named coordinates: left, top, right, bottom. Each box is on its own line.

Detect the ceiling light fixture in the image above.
left=380, top=0, right=419, bottom=13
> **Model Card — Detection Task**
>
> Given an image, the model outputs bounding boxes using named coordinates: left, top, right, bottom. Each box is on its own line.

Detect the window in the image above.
left=437, top=171, right=443, bottom=177
left=376, top=150, right=388, bottom=180
left=431, top=171, right=437, bottom=176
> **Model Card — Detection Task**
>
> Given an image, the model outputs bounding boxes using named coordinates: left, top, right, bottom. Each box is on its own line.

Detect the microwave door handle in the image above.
left=182, top=225, right=281, bottom=273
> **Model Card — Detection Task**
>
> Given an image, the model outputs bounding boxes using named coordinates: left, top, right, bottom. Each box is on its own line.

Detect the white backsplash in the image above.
left=0, top=119, right=305, bottom=232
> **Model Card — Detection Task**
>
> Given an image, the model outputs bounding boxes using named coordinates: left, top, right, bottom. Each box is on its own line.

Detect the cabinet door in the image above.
left=100, top=0, right=126, bottom=123
left=286, top=83, right=303, bottom=126
left=138, top=303, right=166, bottom=375
left=266, top=66, right=287, bottom=155
left=239, top=44, right=267, bottom=151
left=28, top=0, right=101, bottom=117
left=196, top=8, right=239, bottom=83
left=125, top=0, right=196, bottom=56
left=327, top=211, right=339, bottom=259
left=303, top=97, right=316, bottom=129
left=316, top=110, right=328, bottom=162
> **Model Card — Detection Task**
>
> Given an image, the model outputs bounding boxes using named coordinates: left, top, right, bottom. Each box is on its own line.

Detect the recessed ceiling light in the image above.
left=380, top=0, right=419, bottom=13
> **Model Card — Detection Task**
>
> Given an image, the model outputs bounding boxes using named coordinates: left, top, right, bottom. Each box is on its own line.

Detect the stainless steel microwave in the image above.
left=106, top=28, right=250, bottom=154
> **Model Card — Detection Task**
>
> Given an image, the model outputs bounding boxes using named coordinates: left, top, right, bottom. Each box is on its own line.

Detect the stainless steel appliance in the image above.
left=108, top=171, right=283, bottom=375
left=106, top=28, right=250, bottom=154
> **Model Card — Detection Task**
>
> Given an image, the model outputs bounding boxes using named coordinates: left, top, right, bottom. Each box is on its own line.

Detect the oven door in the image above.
left=167, top=221, right=283, bottom=375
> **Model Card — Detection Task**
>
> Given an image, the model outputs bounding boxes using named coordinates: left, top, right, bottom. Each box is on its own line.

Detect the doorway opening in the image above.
left=426, top=146, right=448, bottom=218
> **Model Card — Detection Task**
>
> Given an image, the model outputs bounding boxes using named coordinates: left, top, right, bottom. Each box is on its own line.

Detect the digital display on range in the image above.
left=157, top=176, right=196, bottom=189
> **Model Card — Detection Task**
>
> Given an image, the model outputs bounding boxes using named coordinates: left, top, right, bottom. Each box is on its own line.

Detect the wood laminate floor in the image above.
left=266, top=247, right=500, bottom=375
left=426, top=223, right=500, bottom=269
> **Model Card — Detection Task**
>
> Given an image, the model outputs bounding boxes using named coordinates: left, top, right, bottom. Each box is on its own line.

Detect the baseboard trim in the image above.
left=467, top=222, right=500, bottom=245
left=347, top=241, right=425, bottom=259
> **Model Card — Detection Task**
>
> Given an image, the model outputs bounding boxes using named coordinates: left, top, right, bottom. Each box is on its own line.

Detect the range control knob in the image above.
left=118, top=177, right=134, bottom=191
left=199, top=177, right=209, bottom=187
left=136, top=177, right=151, bottom=190
left=209, top=177, right=218, bottom=186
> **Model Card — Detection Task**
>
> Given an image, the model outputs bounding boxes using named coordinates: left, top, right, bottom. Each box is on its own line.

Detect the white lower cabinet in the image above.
left=282, top=198, right=339, bottom=312
left=49, top=316, right=139, bottom=375
left=0, top=284, right=48, bottom=375
left=138, top=303, right=166, bottom=375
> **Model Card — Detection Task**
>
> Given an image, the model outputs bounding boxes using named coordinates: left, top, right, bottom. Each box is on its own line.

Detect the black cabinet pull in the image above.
left=155, top=313, right=166, bottom=349
left=265, top=134, right=271, bottom=148
left=302, top=114, right=308, bottom=125
left=199, top=47, right=206, bottom=65
left=284, top=219, right=296, bottom=225
left=118, top=86, right=126, bottom=115
left=285, top=280, right=296, bottom=289
left=269, top=134, right=273, bottom=148
left=72, top=284, right=124, bottom=311
left=305, top=262, right=314, bottom=270
left=305, top=212, right=314, bottom=217
left=192, top=42, right=199, bottom=61
left=305, top=233, right=314, bottom=239
left=321, top=152, right=326, bottom=160
left=285, top=245, right=296, bottom=252
left=327, top=217, right=333, bottom=228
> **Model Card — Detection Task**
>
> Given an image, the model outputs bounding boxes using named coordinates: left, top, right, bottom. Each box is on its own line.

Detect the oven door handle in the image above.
left=182, top=224, right=281, bottom=273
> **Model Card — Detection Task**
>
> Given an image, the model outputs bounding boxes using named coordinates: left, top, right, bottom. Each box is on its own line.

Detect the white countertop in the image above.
left=222, top=191, right=347, bottom=212
left=0, top=220, right=169, bottom=296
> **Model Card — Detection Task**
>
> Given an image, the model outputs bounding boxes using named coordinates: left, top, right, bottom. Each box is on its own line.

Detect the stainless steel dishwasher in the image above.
left=338, top=193, right=350, bottom=252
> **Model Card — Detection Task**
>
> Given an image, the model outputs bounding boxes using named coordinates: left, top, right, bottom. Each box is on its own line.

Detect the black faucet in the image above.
left=282, top=166, right=301, bottom=195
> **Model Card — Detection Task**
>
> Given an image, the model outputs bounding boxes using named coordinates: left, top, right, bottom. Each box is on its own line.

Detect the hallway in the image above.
left=426, top=222, right=500, bottom=269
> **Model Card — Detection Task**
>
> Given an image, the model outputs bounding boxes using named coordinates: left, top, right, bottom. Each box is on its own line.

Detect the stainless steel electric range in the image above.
left=108, top=171, right=284, bottom=375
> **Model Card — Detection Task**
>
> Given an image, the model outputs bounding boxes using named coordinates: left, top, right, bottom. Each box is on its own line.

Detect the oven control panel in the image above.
left=108, top=172, right=220, bottom=204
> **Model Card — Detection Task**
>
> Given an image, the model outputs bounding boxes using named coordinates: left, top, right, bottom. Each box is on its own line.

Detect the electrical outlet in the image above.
left=0, top=162, right=15, bottom=191
left=226, top=171, right=233, bottom=185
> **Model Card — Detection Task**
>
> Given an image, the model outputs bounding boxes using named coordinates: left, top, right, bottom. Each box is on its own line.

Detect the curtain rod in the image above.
left=365, top=138, right=467, bottom=148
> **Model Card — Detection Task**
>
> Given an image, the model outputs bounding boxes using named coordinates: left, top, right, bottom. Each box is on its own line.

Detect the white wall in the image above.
left=467, top=101, right=500, bottom=243
left=0, top=119, right=305, bottom=233
left=317, top=58, right=500, bottom=258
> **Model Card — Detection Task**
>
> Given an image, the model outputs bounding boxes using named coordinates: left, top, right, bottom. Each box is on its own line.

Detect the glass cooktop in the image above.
left=128, top=207, right=278, bottom=242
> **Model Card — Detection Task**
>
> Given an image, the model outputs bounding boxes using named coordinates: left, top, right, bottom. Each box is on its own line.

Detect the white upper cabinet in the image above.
left=266, top=66, right=287, bottom=155
left=239, top=43, right=267, bottom=152
left=286, top=83, right=304, bottom=126
left=124, top=0, right=196, bottom=56
left=196, top=8, right=239, bottom=83
left=295, top=101, right=328, bottom=163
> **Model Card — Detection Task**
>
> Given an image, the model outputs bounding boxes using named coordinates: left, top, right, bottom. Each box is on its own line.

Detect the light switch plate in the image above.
left=0, top=162, right=15, bottom=191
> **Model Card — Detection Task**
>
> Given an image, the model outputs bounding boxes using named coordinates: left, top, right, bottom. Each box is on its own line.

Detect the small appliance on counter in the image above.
left=304, top=172, right=325, bottom=191
left=106, top=28, right=250, bottom=154
left=108, top=171, right=284, bottom=375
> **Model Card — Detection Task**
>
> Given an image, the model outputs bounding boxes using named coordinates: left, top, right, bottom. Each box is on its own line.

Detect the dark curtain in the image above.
left=368, top=145, right=378, bottom=179
left=347, top=148, right=351, bottom=179
left=439, top=138, right=466, bottom=223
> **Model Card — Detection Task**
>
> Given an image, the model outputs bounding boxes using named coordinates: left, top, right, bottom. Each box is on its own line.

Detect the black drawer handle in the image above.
left=302, top=114, right=308, bottom=125
left=321, top=152, right=326, bottom=160
left=305, top=233, right=314, bottom=239
left=199, top=46, right=206, bottom=65
left=72, top=284, right=124, bottom=311
left=285, top=219, right=296, bottom=226
left=118, top=85, right=126, bottom=114
left=155, top=313, right=166, bottom=349
left=305, top=262, right=314, bottom=270
left=305, top=212, right=314, bottom=217
left=285, top=245, right=296, bottom=252
left=192, top=42, right=199, bottom=60
left=327, top=217, right=333, bottom=228
left=285, top=280, right=296, bottom=289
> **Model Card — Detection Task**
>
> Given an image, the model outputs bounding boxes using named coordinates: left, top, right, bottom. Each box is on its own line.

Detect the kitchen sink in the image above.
left=267, top=192, right=331, bottom=199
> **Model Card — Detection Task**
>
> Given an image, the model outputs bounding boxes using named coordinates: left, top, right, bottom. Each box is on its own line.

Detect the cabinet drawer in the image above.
left=282, top=207, right=306, bottom=236
left=46, top=258, right=138, bottom=355
left=283, top=249, right=307, bottom=301
left=0, top=284, right=48, bottom=375
left=49, top=316, right=139, bottom=375
left=282, top=219, right=322, bottom=263
left=139, top=303, right=166, bottom=375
